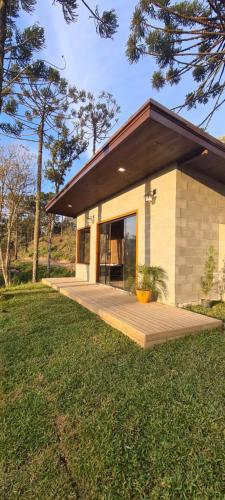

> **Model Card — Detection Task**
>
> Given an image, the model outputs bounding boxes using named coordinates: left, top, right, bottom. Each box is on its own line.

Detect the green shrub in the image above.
left=200, top=246, right=216, bottom=298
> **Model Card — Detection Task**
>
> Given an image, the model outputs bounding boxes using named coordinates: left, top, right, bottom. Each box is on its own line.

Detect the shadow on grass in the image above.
left=210, top=300, right=223, bottom=306
left=186, top=301, right=225, bottom=323
left=2, top=288, right=56, bottom=300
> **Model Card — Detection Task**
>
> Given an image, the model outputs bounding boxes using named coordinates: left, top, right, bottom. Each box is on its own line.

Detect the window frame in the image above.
left=77, top=226, right=91, bottom=265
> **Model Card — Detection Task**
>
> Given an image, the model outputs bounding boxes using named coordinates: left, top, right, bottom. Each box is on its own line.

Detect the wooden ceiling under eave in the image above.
left=46, top=99, right=225, bottom=217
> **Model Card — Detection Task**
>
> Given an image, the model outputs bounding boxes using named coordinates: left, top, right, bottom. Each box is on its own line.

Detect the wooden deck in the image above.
left=42, top=278, right=223, bottom=348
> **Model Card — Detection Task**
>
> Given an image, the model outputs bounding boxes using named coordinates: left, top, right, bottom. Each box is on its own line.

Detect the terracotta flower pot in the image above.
left=136, top=289, right=152, bottom=303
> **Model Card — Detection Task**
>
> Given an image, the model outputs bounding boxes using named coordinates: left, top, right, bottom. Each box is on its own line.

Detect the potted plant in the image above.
left=136, top=265, right=167, bottom=303
left=200, top=246, right=216, bottom=307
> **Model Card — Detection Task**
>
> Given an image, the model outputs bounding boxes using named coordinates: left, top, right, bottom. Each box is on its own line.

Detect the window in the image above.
left=77, top=227, right=90, bottom=264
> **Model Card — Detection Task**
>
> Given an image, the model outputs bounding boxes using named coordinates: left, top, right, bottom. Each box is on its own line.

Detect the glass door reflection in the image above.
left=124, top=214, right=136, bottom=291
left=99, top=222, right=110, bottom=285
left=98, top=214, right=136, bottom=291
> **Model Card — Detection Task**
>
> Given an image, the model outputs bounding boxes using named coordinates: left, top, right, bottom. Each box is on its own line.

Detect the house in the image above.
left=46, top=99, right=225, bottom=306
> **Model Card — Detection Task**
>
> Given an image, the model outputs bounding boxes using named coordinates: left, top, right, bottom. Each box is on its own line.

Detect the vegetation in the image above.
left=0, top=0, right=117, bottom=120
left=0, top=145, right=34, bottom=286
left=127, top=0, right=225, bottom=126
left=136, top=265, right=168, bottom=298
left=77, top=91, right=120, bottom=154
left=0, top=0, right=118, bottom=131
left=52, top=0, right=119, bottom=38
left=45, top=121, right=86, bottom=274
left=200, top=245, right=216, bottom=298
left=186, top=300, right=225, bottom=321
left=0, top=262, right=73, bottom=288
left=0, top=0, right=119, bottom=287
left=8, top=64, right=82, bottom=283
left=0, top=283, right=225, bottom=497
left=21, top=228, right=76, bottom=264
left=0, top=0, right=45, bottom=121
left=45, top=124, right=87, bottom=196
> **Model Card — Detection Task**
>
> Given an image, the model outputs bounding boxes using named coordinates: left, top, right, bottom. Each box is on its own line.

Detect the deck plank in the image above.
left=42, top=278, right=223, bottom=348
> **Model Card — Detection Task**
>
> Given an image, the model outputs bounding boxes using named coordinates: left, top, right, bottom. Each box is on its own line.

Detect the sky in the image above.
left=10, top=1, right=225, bottom=191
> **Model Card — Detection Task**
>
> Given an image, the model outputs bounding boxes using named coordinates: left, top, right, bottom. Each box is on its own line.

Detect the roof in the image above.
left=46, top=98, right=225, bottom=217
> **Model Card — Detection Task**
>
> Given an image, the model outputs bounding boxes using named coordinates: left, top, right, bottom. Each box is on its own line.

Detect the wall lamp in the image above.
left=145, top=189, right=157, bottom=203
left=87, top=215, right=95, bottom=224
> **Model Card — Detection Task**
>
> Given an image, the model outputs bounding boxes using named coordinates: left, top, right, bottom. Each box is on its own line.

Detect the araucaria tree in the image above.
left=45, top=122, right=87, bottom=274
left=0, top=0, right=118, bottom=110
left=45, top=123, right=87, bottom=195
left=9, top=62, right=84, bottom=282
left=0, top=0, right=44, bottom=121
left=0, top=145, right=33, bottom=286
left=0, top=1, right=119, bottom=285
left=127, top=0, right=225, bottom=126
left=77, top=91, right=120, bottom=154
left=74, top=1, right=118, bottom=38
left=0, top=0, right=118, bottom=125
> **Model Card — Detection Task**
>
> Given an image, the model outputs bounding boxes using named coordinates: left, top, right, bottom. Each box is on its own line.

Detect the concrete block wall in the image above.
left=175, top=168, right=225, bottom=305
left=76, top=165, right=177, bottom=304
left=149, top=168, right=177, bottom=304
left=76, top=166, right=225, bottom=306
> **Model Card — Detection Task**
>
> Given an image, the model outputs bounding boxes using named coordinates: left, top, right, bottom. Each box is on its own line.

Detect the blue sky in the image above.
left=9, top=1, right=225, bottom=191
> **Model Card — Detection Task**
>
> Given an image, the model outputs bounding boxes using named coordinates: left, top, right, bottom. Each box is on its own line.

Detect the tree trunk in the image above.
left=0, top=245, right=8, bottom=287
left=1, top=211, right=13, bottom=287
left=47, top=214, right=54, bottom=277
left=92, top=126, right=97, bottom=155
left=61, top=215, right=63, bottom=237
left=5, top=221, right=11, bottom=285
left=25, top=231, right=28, bottom=253
left=32, top=113, right=44, bottom=283
left=14, top=212, right=18, bottom=260
left=0, top=0, right=7, bottom=114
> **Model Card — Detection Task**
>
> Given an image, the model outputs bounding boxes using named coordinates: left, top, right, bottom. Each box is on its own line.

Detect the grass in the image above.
left=1, top=284, right=225, bottom=498
left=0, top=261, right=73, bottom=288
left=186, top=301, right=225, bottom=322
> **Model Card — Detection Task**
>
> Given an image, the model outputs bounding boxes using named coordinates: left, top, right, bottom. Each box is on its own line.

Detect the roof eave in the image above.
left=46, top=99, right=225, bottom=214
left=46, top=99, right=151, bottom=213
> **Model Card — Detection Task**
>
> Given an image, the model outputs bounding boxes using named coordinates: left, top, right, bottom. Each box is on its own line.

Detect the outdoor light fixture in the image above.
left=68, top=203, right=72, bottom=208
left=118, top=167, right=126, bottom=172
left=87, top=215, right=95, bottom=224
left=145, top=189, right=157, bottom=203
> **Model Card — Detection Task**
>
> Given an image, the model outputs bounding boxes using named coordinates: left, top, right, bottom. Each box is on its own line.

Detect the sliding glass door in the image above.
left=98, top=213, right=136, bottom=291
left=124, top=214, right=136, bottom=291
left=99, top=222, right=111, bottom=285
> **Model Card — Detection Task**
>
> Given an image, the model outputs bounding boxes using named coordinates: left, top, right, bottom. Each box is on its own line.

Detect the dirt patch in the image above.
left=54, top=414, right=81, bottom=497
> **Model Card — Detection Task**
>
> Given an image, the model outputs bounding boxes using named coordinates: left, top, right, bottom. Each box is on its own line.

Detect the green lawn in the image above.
left=0, top=261, right=73, bottom=288
left=186, top=301, right=225, bottom=321
left=1, top=285, right=225, bottom=499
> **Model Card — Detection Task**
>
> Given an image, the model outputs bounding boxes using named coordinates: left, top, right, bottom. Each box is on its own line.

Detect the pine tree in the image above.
left=6, top=61, right=84, bottom=282
left=77, top=91, right=120, bottom=155
left=0, top=0, right=44, bottom=121
left=127, top=0, right=225, bottom=126
left=45, top=122, right=87, bottom=274
left=76, top=1, right=118, bottom=38
left=45, top=123, right=87, bottom=194
left=0, top=1, right=118, bottom=130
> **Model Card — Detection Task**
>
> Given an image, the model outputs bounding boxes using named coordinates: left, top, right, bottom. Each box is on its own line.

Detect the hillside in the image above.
left=20, top=228, right=76, bottom=264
